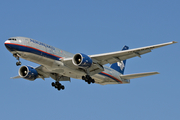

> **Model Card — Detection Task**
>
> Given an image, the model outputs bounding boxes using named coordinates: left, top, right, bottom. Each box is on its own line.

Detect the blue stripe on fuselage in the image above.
left=5, top=43, right=61, bottom=60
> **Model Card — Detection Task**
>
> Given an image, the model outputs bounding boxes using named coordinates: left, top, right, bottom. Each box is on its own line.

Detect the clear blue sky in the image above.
left=1, top=0, right=179, bottom=120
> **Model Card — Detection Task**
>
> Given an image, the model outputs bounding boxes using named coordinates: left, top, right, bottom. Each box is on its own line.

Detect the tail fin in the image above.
left=110, top=45, right=129, bottom=74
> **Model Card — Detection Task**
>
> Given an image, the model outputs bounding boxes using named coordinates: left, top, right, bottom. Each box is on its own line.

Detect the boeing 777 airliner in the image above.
left=4, top=37, right=177, bottom=91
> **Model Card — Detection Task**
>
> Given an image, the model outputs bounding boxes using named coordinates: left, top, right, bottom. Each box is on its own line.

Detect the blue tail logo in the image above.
left=110, top=45, right=129, bottom=74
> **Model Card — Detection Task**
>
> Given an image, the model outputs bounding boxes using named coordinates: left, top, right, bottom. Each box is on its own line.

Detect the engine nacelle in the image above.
left=72, top=53, right=92, bottom=68
left=19, top=65, right=38, bottom=81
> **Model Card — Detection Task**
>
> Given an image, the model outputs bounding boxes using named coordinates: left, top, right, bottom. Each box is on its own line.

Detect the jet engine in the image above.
left=72, top=53, right=92, bottom=68
left=19, top=65, right=38, bottom=81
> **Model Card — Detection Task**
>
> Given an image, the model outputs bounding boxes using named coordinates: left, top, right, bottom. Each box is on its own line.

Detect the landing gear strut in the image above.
left=82, top=75, right=95, bottom=84
left=13, top=54, right=21, bottom=66
left=51, top=81, right=65, bottom=91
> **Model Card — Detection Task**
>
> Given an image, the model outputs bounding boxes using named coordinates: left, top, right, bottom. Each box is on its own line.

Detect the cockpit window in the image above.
left=8, top=38, right=16, bottom=41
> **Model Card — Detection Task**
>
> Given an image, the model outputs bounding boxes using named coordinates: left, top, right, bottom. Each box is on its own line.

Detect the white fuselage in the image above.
left=5, top=37, right=129, bottom=85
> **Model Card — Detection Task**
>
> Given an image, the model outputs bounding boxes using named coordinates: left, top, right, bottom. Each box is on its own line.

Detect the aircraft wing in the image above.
left=11, top=65, right=71, bottom=81
left=62, top=41, right=176, bottom=76
left=90, top=41, right=177, bottom=65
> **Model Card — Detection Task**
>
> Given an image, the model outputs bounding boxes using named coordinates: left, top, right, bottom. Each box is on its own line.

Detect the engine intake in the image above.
left=73, top=53, right=92, bottom=68
left=19, top=65, right=38, bottom=81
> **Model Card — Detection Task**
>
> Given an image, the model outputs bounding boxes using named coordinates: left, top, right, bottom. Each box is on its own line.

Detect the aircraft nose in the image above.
left=5, top=40, right=10, bottom=44
left=4, top=40, right=10, bottom=46
left=4, top=40, right=12, bottom=51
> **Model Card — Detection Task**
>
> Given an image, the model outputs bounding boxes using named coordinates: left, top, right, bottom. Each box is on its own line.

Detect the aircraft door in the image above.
left=23, top=38, right=29, bottom=46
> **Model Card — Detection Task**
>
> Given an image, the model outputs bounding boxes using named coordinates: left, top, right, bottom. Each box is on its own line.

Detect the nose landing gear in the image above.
left=13, top=54, right=21, bottom=66
left=16, top=61, right=21, bottom=66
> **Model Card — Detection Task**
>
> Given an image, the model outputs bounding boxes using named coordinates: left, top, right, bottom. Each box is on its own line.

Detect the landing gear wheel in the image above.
left=16, top=61, right=21, bottom=66
left=82, top=76, right=86, bottom=80
left=82, top=75, right=95, bottom=84
left=91, top=79, right=95, bottom=83
left=61, top=85, right=65, bottom=90
left=57, top=87, right=61, bottom=91
left=51, top=82, right=55, bottom=87
left=51, top=82, right=65, bottom=91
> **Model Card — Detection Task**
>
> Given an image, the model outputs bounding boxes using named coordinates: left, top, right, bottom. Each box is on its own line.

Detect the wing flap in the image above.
left=104, top=49, right=151, bottom=64
left=120, top=72, right=159, bottom=80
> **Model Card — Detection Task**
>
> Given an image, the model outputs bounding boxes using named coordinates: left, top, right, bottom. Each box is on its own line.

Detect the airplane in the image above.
left=4, top=37, right=177, bottom=91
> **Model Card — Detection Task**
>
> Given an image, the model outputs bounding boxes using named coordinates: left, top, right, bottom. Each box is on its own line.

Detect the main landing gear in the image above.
left=51, top=81, right=65, bottom=91
left=82, top=75, right=95, bottom=84
left=13, top=54, right=21, bottom=66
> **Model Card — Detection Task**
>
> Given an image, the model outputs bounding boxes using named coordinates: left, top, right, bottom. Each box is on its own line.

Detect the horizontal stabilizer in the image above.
left=120, top=72, right=159, bottom=80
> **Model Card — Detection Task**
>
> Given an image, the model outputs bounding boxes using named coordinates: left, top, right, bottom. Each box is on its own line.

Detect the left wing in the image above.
left=90, top=41, right=177, bottom=65
left=11, top=65, right=70, bottom=81
left=11, top=65, right=50, bottom=80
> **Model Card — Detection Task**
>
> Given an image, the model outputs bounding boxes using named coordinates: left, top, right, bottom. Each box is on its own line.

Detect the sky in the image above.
left=0, top=0, right=180, bottom=120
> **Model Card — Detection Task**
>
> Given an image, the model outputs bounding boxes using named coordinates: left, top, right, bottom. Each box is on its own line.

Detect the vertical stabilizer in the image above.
left=110, top=45, right=129, bottom=74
